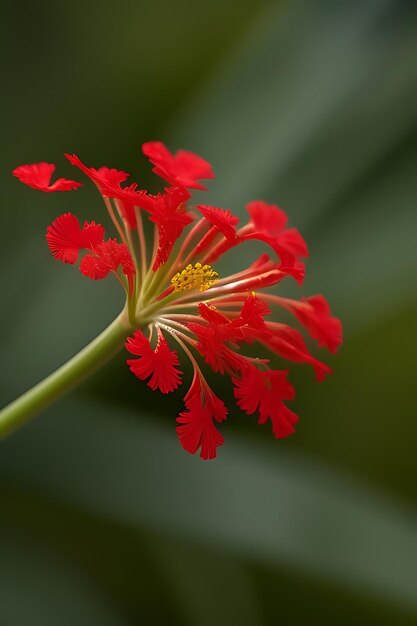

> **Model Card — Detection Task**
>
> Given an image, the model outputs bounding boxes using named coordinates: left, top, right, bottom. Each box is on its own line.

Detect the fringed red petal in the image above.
left=275, top=295, right=343, bottom=353
left=46, top=213, right=104, bottom=264
left=143, top=141, right=215, bottom=190
left=264, top=323, right=332, bottom=382
left=246, top=200, right=288, bottom=234
left=176, top=376, right=225, bottom=460
left=241, top=200, right=308, bottom=267
left=148, top=186, right=193, bottom=270
left=13, top=163, right=82, bottom=192
left=197, top=205, right=239, bottom=241
left=78, top=254, right=109, bottom=279
left=79, top=221, right=106, bottom=250
left=65, top=154, right=129, bottom=195
left=237, top=293, right=271, bottom=331
left=126, top=329, right=182, bottom=393
left=80, top=239, right=135, bottom=280
left=233, top=368, right=299, bottom=439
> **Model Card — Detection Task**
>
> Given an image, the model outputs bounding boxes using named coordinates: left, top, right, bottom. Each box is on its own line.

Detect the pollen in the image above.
left=171, top=263, right=219, bottom=293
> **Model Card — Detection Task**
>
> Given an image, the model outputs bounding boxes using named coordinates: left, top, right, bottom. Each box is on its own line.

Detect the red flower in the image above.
left=20, top=141, right=342, bottom=460
left=266, top=294, right=343, bottom=354
left=126, top=328, right=182, bottom=393
left=65, top=153, right=130, bottom=195
left=196, top=205, right=239, bottom=241
left=245, top=201, right=308, bottom=263
left=202, top=202, right=308, bottom=282
left=233, top=293, right=271, bottom=334
left=263, top=323, right=332, bottom=381
left=148, top=186, right=193, bottom=269
left=233, top=368, right=299, bottom=438
left=176, top=374, right=226, bottom=460
left=13, top=163, right=82, bottom=192
left=187, top=320, right=247, bottom=374
left=46, top=213, right=105, bottom=264
left=80, top=239, right=135, bottom=280
left=142, top=141, right=215, bottom=190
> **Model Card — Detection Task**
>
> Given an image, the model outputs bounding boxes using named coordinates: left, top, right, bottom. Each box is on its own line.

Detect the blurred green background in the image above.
left=1, top=0, right=416, bottom=624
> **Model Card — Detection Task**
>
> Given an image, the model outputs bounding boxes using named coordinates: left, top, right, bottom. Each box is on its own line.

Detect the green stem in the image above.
left=0, top=311, right=134, bottom=439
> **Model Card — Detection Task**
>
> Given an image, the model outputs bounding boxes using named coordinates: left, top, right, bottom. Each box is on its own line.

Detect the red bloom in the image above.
left=198, top=295, right=269, bottom=343
left=197, top=205, right=239, bottom=241
left=65, top=153, right=130, bottom=195
left=263, top=323, right=332, bottom=381
left=188, top=204, right=240, bottom=258
left=187, top=320, right=247, bottom=374
left=234, top=293, right=271, bottom=334
left=242, top=201, right=308, bottom=267
left=143, top=141, right=215, bottom=190
left=19, top=140, right=342, bottom=460
left=233, top=368, right=299, bottom=438
left=204, top=201, right=308, bottom=277
left=79, top=239, right=135, bottom=280
left=148, top=186, right=193, bottom=270
left=13, top=162, right=82, bottom=192
left=187, top=298, right=271, bottom=374
left=126, top=328, right=182, bottom=393
left=176, top=375, right=226, bottom=460
left=46, top=213, right=105, bottom=264
left=270, top=294, right=343, bottom=354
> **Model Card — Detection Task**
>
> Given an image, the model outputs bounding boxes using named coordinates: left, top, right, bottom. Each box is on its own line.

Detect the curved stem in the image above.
left=0, top=310, right=134, bottom=439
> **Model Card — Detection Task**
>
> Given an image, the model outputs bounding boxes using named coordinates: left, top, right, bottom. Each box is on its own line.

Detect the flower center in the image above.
left=171, top=262, right=219, bottom=293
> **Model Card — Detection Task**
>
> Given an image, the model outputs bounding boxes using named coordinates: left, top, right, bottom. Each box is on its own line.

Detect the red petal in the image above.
left=198, top=302, right=231, bottom=326
left=65, top=154, right=129, bottom=195
left=279, top=295, right=343, bottom=353
left=237, top=293, right=271, bottom=331
left=246, top=200, right=288, bottom=234
left=78, top=254, right=109, bottom=279
left=143, top=141, right=215, bottom=190
left=278, top=260, right=305, bottom=285
left=79, top=221, right=105, bottom=249
left=197, top=295, right=270, bottom=345
left=197, top=205, right=239, bottom=240
left=188, top=321, right=248, bottom=374
left=13, top=163, right=82, bottom=192
left=264, top=324, right=332, bottom=382
left=126, top=329, right=182, bottom=393
left=66, top=154, right=156, bottom=220
left=241, top=200, right=308, bottom=267
left=80, top=239, right=135, bottom=280
left=242, top=229, right=308, bottom=267
left=233, top=368, right=299, bottom=439
left=149, top=186, right=193, bottom=269
left=46, top=213, right=84, bottom=264
left=276, top=228, right=308, bottom=258
left=176, top=377, right=225, bottom=460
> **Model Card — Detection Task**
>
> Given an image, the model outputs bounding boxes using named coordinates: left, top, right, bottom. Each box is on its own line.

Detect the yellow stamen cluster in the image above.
left=171, top=263, right=219, bottom=293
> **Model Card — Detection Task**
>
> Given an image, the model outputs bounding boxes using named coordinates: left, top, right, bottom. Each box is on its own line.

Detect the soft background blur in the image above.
left=1, top=1, right=416, bottom=624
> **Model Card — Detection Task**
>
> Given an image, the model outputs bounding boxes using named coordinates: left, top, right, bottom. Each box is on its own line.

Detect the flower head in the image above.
left=14, top=140, right=342, bottom=459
